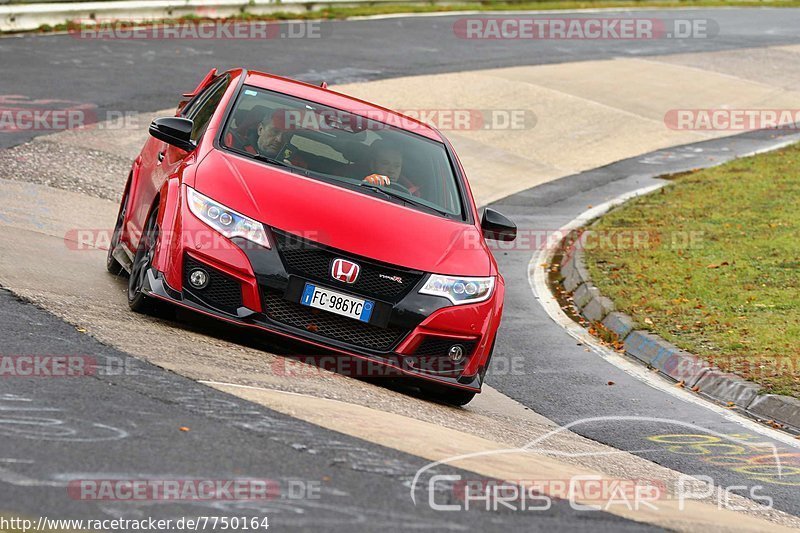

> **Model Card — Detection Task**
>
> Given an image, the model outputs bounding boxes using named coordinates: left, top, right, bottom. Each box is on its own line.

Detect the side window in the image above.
left=186, top=76, right=231, bottom=141
left=181, top=78, right=219, bottom=118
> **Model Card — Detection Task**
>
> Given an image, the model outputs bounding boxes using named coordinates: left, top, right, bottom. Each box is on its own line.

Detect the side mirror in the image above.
left=481, top=208, right=516, bottom=241
left=149, top=117, right=195, bottom=152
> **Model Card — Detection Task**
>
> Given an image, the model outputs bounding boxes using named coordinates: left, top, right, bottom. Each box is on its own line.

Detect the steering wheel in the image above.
left=386, top=180, right=412, bottom=196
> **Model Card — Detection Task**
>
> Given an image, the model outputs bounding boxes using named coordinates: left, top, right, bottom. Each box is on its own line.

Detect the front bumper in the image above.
left=150, top=202, right=502, bottom=392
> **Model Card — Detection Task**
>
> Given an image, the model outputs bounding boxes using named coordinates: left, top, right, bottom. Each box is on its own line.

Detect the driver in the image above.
left=225, top=108, right=307, bottom=168
left=361, top=141, right=420, bottom=196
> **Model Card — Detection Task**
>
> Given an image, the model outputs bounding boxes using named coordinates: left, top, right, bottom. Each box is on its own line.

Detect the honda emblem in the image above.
left=331, top=258, right=360, bottom=284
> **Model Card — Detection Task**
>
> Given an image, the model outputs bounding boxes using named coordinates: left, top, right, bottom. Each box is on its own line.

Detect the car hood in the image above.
left=194, top=150, right=492, bottom=276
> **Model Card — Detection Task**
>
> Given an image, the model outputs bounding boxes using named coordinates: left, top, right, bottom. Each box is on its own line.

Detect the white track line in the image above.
left=527, top=183, right=800, bottom=449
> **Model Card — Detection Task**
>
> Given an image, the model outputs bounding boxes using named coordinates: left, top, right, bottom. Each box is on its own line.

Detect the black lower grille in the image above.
left=414, top=337, right=477, bottom=358
left=183, top=256, right=243, bottom=313
left=272, top=229, right=423, bottom=302
left=409, top=337, right=477, bottom=374
left=262, top=289, right=406, bottom=351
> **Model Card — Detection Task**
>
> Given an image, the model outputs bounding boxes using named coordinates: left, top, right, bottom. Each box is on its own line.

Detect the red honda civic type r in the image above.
left=107, top=68, right=516, bottom=405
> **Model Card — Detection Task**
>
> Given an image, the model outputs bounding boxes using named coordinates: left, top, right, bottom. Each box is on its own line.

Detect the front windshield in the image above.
left=220, top=85, right=464, bottom=218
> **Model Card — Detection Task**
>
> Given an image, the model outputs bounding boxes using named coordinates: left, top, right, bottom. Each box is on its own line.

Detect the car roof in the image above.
left=241, top=70, right=444, bottom=142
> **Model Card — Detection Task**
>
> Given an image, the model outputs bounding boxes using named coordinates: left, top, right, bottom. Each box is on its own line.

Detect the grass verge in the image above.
left=584, top=142, right=800, bottom=397
left=23, top=0, right=800, bottom=35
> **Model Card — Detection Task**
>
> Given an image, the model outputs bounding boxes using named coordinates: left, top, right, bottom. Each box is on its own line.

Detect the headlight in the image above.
left=187, top=187, right=270, bottom=249
left=419, top=274, right=495, bottom=305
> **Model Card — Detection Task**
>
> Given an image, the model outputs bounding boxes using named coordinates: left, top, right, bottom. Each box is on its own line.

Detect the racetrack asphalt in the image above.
left=2, top=7, right=800, bottom=530
left=0, top=289, right=655, bottom=531
left=4, top=8, right=800, bottom=149
left=488, top=127, right=800, bottom=517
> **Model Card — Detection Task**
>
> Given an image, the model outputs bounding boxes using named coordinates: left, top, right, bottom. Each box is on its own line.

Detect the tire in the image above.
left=127, top=206, right=161, bottom=314
left=420, top=382, right=477, bottom=406
left=106, top=182, right=130, bottom=275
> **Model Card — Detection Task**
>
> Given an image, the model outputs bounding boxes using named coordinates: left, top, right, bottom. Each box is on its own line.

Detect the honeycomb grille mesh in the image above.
left=273, top=230, right=423, bottom=302
left=183, top=256, right=243, bottom=313
left=262, top=289, right=406, bottom=351
left=413, top=337, right=477, bottom=358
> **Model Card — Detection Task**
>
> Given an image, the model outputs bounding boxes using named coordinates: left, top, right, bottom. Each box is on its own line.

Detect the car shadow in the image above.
left=119, top=289, right=439, bottom=404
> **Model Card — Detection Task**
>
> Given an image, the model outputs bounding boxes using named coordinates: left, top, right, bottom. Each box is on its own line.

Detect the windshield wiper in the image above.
left=358, top=183, right=448, bottom=216
left=252, top=153, right=290, bottom=168
left=251, top=153, right=309, bottom=176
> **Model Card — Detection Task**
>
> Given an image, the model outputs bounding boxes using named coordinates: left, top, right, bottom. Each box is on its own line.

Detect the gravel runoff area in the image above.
left=0, top=139, right=132, bottom=202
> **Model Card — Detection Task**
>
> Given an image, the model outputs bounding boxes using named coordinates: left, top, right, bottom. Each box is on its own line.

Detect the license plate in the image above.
left=300, top=283, right=374, bottom=323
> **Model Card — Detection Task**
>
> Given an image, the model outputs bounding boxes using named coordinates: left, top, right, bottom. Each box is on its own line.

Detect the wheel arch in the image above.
left=151, top=176, right=184, bottom=290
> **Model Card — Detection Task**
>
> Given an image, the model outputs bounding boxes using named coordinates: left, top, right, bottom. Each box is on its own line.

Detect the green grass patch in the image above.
left=303, top=0, right=800, bottom=18
left=24, top=0, right=800, bottom=35
left=584, top=143, right=800, bottom=397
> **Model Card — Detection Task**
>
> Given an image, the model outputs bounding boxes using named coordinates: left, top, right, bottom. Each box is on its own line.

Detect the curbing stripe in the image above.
left=573, top=282, right=600, bottom=310
left=531, top=195, right=800, bottom=449
left=554, top=168, right=800, bottom=432
left=694, top=370, right=761, bottom=409
left=581, top=295, right=615, bottom=323
left=561, top=244, right=794, bottom=420
left=624, top=330, right=674, bottom=367
left=562, top=268, right=581, bottom=292
left=657, top=351, right=710, bottom=387
left=562, top=241, right=592, bottom=292
left=623, top=330, right=710, bottom=387
left=749, top=394, right=800, bottom=430
left=601, top=311, right=635, bottom=340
